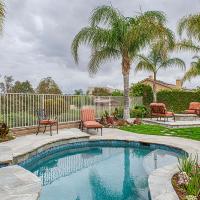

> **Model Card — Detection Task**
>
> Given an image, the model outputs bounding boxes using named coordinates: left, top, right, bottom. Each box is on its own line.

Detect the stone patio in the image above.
left=143, top=117, right=200, bottom=128
left=0, top=128, right=199, bottom=200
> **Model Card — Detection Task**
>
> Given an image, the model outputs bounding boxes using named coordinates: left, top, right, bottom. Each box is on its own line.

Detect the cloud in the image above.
left=0, top=0, right=199, bottom=93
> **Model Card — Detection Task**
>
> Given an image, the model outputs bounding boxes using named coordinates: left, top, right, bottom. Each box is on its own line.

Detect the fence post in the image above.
left=109, top=96, right=111, bottom=116
left=42, top=94, right=45, bottom=110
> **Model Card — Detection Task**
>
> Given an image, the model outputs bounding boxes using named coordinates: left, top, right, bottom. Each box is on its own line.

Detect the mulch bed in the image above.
left=172, top=173, right=187, bottom=200
left=172, top=173, right=200, bottom=200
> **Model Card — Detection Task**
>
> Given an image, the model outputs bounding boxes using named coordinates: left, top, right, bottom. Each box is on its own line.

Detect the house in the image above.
left=139, top=76, right=184, bottom=92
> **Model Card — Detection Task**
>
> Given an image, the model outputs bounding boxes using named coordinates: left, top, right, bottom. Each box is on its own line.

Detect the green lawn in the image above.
left=120, top=124, right=200, bottom=141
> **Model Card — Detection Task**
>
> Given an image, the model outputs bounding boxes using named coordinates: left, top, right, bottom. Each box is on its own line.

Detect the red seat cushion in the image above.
left=152, top=111, right=174, bottom=117
left=83, top=121, right=103, bottom=128
left=40, top=120, right=57, bottom=124
left=189, top=102, right=200, bottom=110
left=185, top=110, right=196, bottom=114
left=164, top=111, right=174, bottom=117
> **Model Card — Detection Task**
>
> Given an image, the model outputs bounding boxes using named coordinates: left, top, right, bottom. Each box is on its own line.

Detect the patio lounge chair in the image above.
left=185, top=102, right=200, bottom=116
left=80, top=108, right=103, bottom=135
left=36, top=109, right=58, bottom=136
left=150, top=103, right=175, bottom=121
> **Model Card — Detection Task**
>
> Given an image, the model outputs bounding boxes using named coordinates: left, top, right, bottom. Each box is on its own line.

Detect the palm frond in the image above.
left=141, top=10, right=166, bottom=24
left=178, top=14, right=200, bottom=41
left=71, top=26, right=113, bottom=63
left=176, top=39, right=200, bottom=53
left=88, top=47, right=120, bottom=75
left=89, top=5, right=122, bottom=27
left=0, top=0, right=5, bottom=32
left=135, top=54, right=156, bottom=73
left=128, top=11, right=174, bottom=60
left=161, top=57, right=186, bottom=70
left=183, top=58, right=200, bottom=81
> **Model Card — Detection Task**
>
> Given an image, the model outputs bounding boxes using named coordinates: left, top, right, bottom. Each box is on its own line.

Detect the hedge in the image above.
left=157, top=90, right=200, bottom=113
left=129, top=83, right=153, bottom=107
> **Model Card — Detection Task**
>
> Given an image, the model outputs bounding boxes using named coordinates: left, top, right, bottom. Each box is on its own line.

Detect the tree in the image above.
left=92, top=87, right=110, bottom=96
left=135, top=45, right=185, bottom=102
left=71, top=5, right=175, bottom=119
left=36, top=77, right=62, bottom=94
left=0, top=0, right=5, bottom=33
left=74, top=89, right=83, bottom=95
left=111, top=89, right=123, bottom=96
left=0, top=75, right=14, bottom=93
left=11, top=80, right=34, bottom=93
left=130, top=83, right=153, bottom=107
left=177, top=14, right=200, bottom=82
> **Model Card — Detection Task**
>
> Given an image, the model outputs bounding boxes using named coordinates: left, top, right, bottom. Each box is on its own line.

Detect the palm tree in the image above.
left=0, top=0, right=5, bottom=32
left=177, top=13, right=200, bottom=82
left=71, top=5, right=174, bottom=119
left=135, top=45, right=185, bottom=102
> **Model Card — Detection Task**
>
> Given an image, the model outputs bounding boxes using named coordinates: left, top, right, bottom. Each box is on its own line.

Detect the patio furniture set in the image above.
left=34, top=102, right=200, bottom=136
left=36, top=107, right=103, bottom=136
left=150, top=102, right=200, bottom=122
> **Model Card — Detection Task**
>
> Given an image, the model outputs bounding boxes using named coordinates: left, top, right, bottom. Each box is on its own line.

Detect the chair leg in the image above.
left=36, top=124, right=40, bottom=135
left=79, top=122, right=81, bottom=129
left=81, top=124, right=84, bottom=132
left=101, top=128, right=102, bottom=136
left=43, top=126, right=46, bottom=134
left=57, top=122, right=58, bottom=134
left=50, top=125, right=52, bottom=136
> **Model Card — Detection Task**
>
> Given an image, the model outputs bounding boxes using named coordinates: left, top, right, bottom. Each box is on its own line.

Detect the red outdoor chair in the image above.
left=185, top=102, right=200, bottom=116
left=36, top=109, right=58, bottom=136
left=150, top=103, right=175, bottom=121
left=80, top=108, right=103, bottom=135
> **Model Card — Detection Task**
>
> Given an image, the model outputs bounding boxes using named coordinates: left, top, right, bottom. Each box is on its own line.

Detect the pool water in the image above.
left=22, top=142, right=184, bottom=200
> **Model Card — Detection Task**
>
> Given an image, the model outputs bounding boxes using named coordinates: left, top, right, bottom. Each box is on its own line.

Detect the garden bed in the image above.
left=171, top=156, right=200, bottom=200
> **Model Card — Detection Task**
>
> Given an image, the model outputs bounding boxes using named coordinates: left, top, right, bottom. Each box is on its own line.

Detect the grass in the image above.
left=120, top=124, right=200, bottom=141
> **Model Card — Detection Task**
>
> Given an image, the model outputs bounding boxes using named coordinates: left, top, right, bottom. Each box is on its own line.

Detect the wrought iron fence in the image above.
left=0, top=93, right=143, bottom=128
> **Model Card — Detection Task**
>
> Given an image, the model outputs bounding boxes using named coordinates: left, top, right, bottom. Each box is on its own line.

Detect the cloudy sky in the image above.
left=0, top=0, right=199, bottom=93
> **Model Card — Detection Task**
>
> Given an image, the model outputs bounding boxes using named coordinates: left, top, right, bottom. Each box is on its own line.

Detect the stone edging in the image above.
left=0, top=165, right=41, bottom=200
left=149, top=164, right=179, bottom=200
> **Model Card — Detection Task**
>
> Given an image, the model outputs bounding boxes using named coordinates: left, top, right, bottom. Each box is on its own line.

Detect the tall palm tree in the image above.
left=0, top=0, right=5, bottom=32
left=71, top=5, right=174, bottom=119
left=177, top=13, right=200, bottom=82
left=135, top=45, right=185, bottom=102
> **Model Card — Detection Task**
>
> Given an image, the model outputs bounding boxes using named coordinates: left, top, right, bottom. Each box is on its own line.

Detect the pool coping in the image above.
left=0, top=128, right=199, bottom=200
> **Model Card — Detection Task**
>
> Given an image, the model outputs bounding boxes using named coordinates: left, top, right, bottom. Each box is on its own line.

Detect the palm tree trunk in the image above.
left=122, top=56, right=130, bottom=120
left=153, top=72, right=157, bottom=102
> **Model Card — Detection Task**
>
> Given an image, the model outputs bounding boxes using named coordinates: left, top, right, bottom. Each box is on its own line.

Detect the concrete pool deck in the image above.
left=0, top=128, right=199, bottom=200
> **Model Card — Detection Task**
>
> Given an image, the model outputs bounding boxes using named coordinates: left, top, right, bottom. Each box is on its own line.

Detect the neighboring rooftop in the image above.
left=139, top=75, right=189, bottom=92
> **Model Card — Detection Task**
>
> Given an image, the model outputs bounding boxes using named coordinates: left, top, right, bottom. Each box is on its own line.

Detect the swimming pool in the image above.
left=21, top=141, right=186, bottom=200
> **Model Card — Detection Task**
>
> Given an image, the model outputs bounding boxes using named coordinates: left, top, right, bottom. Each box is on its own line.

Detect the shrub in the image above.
left=157, top=90, right=200, bottom=113
left=112, top=107, right=123, bottom=119
left=130, top=105, right=148, bottom=118
left=0, top=123, right=9, bottom=138
left=130, top=83, right=153, bottom=107
left=178, top=155, right=196, bottom=176
left=0, top=114, right=3, bottom=123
